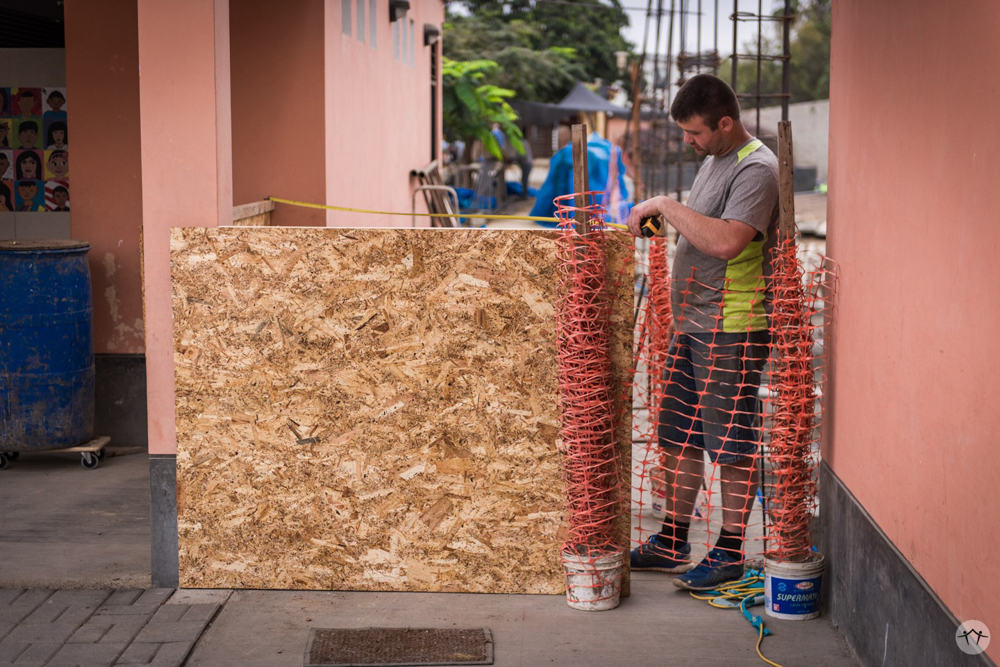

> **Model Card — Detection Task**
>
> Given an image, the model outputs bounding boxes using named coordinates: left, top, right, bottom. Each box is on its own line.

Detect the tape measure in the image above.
left=640, top=216, right=664, bottom=237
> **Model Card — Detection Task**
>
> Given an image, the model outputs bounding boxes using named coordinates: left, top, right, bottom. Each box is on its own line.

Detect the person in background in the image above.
left=528, top=124, right=629, bottom=225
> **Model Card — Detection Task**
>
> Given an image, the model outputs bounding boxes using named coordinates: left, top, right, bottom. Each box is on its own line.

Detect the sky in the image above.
left=619, top=0, right=787, bottom=62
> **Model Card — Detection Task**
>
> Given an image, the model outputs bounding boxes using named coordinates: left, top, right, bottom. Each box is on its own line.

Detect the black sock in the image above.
left=656, top=519, right=690, bottom=550
left=714, top=528, right=744, bottom=560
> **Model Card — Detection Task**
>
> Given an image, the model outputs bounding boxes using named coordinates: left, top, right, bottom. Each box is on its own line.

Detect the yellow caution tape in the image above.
left=267, top=196, right=562, bottom=224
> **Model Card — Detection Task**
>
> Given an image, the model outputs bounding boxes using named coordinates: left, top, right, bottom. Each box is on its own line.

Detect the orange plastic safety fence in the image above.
left=630, top=226, right=837, bottom=570
left=551, top=192, right=632, bottom=606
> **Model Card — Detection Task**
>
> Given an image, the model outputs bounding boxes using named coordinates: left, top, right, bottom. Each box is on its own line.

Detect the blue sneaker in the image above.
left=672, top=548, right=745, bottom=590
left=630, top=536, right=693, bottom=573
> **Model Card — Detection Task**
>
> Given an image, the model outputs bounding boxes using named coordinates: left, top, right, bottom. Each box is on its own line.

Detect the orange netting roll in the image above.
left=553, top=193, right=625, bottom=557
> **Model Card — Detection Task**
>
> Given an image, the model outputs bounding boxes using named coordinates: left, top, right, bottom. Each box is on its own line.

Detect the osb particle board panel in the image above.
left=171, top=226, right=632, bottom=593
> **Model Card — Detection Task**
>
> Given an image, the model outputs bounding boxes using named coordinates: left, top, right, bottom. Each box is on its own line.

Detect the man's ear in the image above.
left=718, top=116, right=734, bottom=133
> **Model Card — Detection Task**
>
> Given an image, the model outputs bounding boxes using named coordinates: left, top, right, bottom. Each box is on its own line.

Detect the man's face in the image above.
left=18, top=96, right=33, bottom=115
left=19, top=128, right=37, bottom=148
left=18, top=183, right=37, bottom=201
left=53, top=190, right=68, bottom=207
left=677, top=114, right=728, bottom=157
left=48, top=154, right=68, bottom=177
left=48, top=95, right=65, bottom=112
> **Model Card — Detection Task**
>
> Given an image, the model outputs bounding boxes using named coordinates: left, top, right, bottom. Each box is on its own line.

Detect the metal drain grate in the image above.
left=304, top=627, right=494, bottom=667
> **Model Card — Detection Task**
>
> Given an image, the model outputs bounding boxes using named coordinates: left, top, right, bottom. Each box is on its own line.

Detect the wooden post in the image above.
left=777, top=120, right=796, bottom=241
left=629, top=61, right=644, bottom=201
left=571, top=124, right=590, bottom=234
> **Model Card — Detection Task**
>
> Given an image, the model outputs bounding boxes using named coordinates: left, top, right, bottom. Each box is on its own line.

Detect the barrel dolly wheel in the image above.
left=96, top=447, right=107, bottom=461
left=0, top=453, right=8, bottom=470
left=5, top=451, right=19, bottom=461
left=81, top=452, right=100, bottom=470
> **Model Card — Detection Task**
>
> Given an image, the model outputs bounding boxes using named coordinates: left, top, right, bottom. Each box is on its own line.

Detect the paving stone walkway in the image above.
left=0, top=589, right=220, bottom=667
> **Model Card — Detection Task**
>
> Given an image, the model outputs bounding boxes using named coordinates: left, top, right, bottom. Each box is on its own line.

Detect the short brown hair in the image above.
left=670, top=74, right=741, bottom=130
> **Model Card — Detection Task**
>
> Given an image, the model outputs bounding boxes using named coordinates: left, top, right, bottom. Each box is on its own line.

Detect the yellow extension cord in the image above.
left=266, top=196, right=632, bottom=231
left=688, top=576, right=786, bottom=667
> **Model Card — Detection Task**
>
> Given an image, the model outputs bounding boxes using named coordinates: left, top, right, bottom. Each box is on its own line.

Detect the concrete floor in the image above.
left=0, top=449, right=861, bottom=666
left=0, top=450, right=152, bottom=590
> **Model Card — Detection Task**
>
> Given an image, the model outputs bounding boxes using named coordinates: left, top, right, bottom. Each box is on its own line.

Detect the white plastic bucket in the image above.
left=764, top=552, right=825, bottom=620
left=562, top=549, right=625, bottom=612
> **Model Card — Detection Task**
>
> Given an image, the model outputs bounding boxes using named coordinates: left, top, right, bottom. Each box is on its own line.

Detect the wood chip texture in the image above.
left=171, top=227, right=631, bottom=593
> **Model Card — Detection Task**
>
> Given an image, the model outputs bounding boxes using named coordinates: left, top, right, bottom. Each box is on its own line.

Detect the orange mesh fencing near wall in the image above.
left=631, top=228, right=837, bottom=569
left=550, top=192, right=837, bottom=596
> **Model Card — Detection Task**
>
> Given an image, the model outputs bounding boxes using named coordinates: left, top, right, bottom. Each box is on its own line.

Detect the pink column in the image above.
left=64, top=0, right=145, bottom=355
left=230, top=0, right=326, bottom=227
left=137, top=0, right=232, bottom=455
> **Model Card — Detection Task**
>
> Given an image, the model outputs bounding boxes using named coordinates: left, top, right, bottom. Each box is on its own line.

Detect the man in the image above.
left=626, top=74, right=778, bottom=590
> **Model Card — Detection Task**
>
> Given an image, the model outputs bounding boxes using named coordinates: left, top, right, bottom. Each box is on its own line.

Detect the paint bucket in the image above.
left=562, top=548, right=625, bottom=612
left=764, top=552, right=825, bottom=620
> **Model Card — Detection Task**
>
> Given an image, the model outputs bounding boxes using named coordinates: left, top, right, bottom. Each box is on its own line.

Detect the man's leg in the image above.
left=673, top=330, right=769, bottom=590
left=717, top=453, right=759, bottom=559
left=631, top=334, right=701, bottom=573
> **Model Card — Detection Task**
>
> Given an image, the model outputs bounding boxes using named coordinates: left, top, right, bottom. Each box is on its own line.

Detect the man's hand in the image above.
left=626, top=196, right=670, bottom=237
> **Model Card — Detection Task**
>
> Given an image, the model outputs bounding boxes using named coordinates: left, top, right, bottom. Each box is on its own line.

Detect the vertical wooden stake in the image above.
left=777, top=120, right=796, bottom=242
left=571, top=124, right=590, bottom=235
left=629, top=62, right=644, bottom=202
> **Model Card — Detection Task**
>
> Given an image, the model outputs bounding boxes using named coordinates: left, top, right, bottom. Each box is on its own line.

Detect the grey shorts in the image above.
left=657, top=330, right=770, bottom=464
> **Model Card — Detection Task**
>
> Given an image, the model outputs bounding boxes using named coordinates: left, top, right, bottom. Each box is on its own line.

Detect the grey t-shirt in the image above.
left=671, top=138, right=779, bottom=334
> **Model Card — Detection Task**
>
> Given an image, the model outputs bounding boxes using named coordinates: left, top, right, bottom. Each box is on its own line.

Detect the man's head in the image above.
left=670, top=74, right=744, bottom=157
left=46, top=90, right=65, bottom=112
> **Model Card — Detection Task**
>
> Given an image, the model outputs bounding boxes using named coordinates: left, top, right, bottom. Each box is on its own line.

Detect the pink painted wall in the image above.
left=231, top=0, right=326, bottom=227
left=826, top=0, right=1000, bottom=654
left=324, top=0, right=443, bottom=227
left=137, top=0, right=232, bottom=456
left=64, top=0, right=145, bottom=354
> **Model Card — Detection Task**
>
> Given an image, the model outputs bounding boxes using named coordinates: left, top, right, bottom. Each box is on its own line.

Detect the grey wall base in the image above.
left=149, top=454, right=179, bottom=588
left=819, top=462, right=996, bottom=667
left=95, top=353, right=148, bottom=450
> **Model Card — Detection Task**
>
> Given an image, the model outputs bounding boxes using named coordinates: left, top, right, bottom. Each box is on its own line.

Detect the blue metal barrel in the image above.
left=0, top=240, right=95, bottom=451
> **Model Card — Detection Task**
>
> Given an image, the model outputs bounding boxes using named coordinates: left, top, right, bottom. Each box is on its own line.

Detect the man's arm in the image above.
left=625, top=195, right=758, bottom=260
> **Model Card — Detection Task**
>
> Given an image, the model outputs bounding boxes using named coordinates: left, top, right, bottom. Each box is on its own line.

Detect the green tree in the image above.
left=444, top=14, right=586, bottom=102
left=442, top=58, right=525, bottom=163
left=719, top=0, right=830, bottom=107
left=448, top=0, right=633, bottom=100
